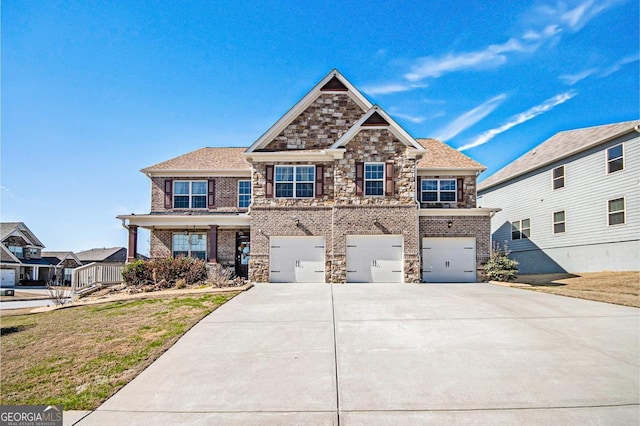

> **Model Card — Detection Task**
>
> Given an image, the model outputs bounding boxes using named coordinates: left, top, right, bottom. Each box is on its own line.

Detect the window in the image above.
left=364, top=163, right=385, bottom=196
left=512, top=219, right=531, bottom=240
left=552, top=166, right=565, bottom=190
left=8, top=246, right=23, bottom=258
left=238, top=181, right=251, bottom=208
left=275, top=166, right=314, bottom=198
left=608, top=198, right=625, bottom=226
left=29, top=248, right=38, bottom=256
left=172, top=233, right=207, bottom=260
left=607, top=144, right=624, bottom=174
left=421, top=179, right=457, bottom=202
left=174, top=181, right=207, bottom=208
left=553, top=211, right=566, bottom=234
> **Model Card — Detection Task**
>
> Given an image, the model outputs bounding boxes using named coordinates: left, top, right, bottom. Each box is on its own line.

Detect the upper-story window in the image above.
left=365, top=163, right=385, bottom=196
left=8, top=246, right=23, bottom=258
left=553, top=211, right=566, bottom=234
left=512, top=219, right=531, bottom=240
left=421, top=179, right=456, bottom=202
left=552, top=166, right=565, bottom=190
left=607, top=144, right=624, bottom=174
left=174, top=181, right=207, bottom=208
left=238, top=180, right=251, bottom=208
left=608, top=197, right=625, bottom=226
left=275, top=166, right=314, bottom=198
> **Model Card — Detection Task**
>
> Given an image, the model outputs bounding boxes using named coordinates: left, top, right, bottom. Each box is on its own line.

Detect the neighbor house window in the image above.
left=512, top=219, right=531, bottom=240
left=172, top=233, right=207, bottom=260
left=238, top=180, right=251, bottom=208
left=421, top=179, right=457, bottom=202
left=608, top=198, right=625, bottom=226
left=607, top=144, right=624, bottom=174
left=364, top=163, right=385, bottom=196
left=174, top=181, right=207, bottom=208
left=552, top=166, right=565, bottom=190
left=8, top=246, right=23, bottom=258
left=553, top=211, right=566, bottom=234
left=275, top=166, right=314, bottom=198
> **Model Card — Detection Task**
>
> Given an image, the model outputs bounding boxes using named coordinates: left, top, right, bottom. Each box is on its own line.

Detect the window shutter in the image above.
left=355, top=162, right=364, bottom=196
left=315, top=165, right=324, bottom=198
left=164, top=179, right=173, bottom=209
left=457, top=178, right=464, bottom=202
left=385, top=162, right=395, bottom=196
left=265, top=165, right=274, bottom=198
left=208, top=179, right=216, bottom=208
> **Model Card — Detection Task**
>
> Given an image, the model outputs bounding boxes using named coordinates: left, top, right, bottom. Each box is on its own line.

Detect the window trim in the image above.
left=552, top=165, right=565, bottom=190
left=173, top=180, right=208, bottom=209
left=511, top=218, right=531, bottom=240
left=172, top=232, right=208, bottom=260
left=606, top=143, right=624, bottom=174
left=364, top=162, right=385, bottom=196
left=237, top=180, right=251, bottom=208
left=607, top=197, right=626, bottom=226
left=274, top=165, right=315, bottom=198
left=420, top=178, right=458, bottom=203
left=553, top=210, right=566, bottom=234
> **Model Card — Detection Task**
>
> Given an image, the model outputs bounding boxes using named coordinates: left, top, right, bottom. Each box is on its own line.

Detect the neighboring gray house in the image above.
left=478, top=121, right=640, bottom=273
left=75, top=247, right=128, bottom=265
left=1, top=222, right=52, bottom=286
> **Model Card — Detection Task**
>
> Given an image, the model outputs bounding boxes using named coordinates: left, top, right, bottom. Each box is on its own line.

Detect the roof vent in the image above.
left=321, top=76, right=348, bottom=91
left=362, top=111, right=390, bottom=126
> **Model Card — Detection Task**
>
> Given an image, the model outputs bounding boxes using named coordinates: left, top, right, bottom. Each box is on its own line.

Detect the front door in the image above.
left=235, top=232, right=250, bottom=279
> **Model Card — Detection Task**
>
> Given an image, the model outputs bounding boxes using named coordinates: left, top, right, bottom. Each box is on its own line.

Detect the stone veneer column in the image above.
left=127, top=225, right=138, bottom=262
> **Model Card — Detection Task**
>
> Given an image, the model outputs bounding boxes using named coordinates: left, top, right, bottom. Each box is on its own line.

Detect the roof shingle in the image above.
left=142, top=147, right=249, bottom=173
left=416, top=138, right=486, bottom=171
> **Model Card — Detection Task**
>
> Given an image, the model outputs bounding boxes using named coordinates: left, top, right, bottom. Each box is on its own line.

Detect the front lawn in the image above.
left=0, top=292, right=238, bottom=410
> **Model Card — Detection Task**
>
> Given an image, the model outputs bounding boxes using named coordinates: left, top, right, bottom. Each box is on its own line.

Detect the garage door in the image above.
left=270, top=236, right=325, bottom=283
left=346, top=235, right=403, bottom=283
left=1, top=269, right=16, bottom=287
left=422, top=237, right=476, bottom=283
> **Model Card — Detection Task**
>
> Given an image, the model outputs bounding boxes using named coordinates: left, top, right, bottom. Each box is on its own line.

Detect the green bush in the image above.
left=485, top=242, right=519, bottom=282
left=121, top=257, right=208, bottom=289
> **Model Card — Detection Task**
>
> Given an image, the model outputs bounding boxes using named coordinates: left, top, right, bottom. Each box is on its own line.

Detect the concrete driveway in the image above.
left=74, top=283, right=639, bottom=425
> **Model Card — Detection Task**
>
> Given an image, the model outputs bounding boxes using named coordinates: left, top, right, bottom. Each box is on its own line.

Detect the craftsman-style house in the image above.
left=118, top=70, right=497, bottom=283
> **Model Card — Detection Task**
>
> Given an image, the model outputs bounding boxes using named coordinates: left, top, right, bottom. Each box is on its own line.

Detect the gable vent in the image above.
left=362, top=111, right=389, bottom=126
left=321, top=76, right=348, bottom=91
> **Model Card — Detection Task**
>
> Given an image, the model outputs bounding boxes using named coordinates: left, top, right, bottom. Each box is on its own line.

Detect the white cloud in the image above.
left=435, top=94, right=508, bottom=141
left=559, top=68, right=597, bottom=85
left=601, top=53, right=640, bottom=77
left=362, top=82, right=428, bottom=95
left=458, top=91, right=577, bottom=151
left=388, top=111, right=427, bottom=124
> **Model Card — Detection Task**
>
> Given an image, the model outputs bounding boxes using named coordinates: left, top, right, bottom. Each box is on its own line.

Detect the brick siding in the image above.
left=151, top=176, right=249, bottom=213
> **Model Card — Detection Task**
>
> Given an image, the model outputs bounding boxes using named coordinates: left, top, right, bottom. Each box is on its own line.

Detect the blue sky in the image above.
left=2, top=0, right=638, bottom=254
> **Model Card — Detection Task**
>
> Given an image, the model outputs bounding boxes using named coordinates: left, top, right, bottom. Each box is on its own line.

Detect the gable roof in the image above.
left=75, top=247, right=126, bottom=263
left=331, top=106, right=426, bottom=153
left=0, top=222, right=45, bottom=247
left=141, top=147, right=249, bottom=174
left=478, top=120, right=640, bottom=191
left=245, top=69, right=373, bottom=153
left=416, top=138, right=486, bottom=171
left=41, top=251, right=82, bottom=266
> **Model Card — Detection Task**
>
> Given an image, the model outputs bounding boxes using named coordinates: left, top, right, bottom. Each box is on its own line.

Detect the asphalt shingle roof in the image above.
left=416, top=138, right=486, bottom=171
left=0, top=222, right=45, bottom=247
left=75, top=247, right=125, bottom=262
left=142, top=147, right=249, bottom=173
left=478, top=120, right=640, bottom=191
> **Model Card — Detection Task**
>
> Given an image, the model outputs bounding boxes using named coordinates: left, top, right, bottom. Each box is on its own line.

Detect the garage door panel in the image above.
left=346, top=235, right=403, bottom=283
left=422, top=237, right=476, bottom=283
left=1, top=269, right=16, bottom=287
left=270, top=237, right=325, bottom=283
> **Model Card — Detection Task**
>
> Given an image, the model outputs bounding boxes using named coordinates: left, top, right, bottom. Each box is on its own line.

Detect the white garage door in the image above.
left=422, top=237, right=476, bottom=283
left=346, top=235, right=403, bottom=283
left=270, top=236, right=325, bottom=283
left=1, top=269, right=16, bottom=287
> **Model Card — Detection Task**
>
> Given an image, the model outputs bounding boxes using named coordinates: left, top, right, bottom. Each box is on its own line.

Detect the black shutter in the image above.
left=164, top=179, right=173, bottom=209
left=208, top=179, right=216, bottom=208
left=355, top=162, right=364, bottom=196
left=265, top=165, right=274, bottom=198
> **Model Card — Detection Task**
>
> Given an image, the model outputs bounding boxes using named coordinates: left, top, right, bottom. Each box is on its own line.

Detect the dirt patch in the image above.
left=492, top=271, right=639, bottom=308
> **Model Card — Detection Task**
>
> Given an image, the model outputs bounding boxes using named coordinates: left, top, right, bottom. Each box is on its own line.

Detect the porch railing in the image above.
left=71, top=262, right=124, bottom=294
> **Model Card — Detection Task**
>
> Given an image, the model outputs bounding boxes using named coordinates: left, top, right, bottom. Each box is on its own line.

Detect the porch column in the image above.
left=127, top=225, right=138, bottom=263
left=209, top=225, right=218, bottom=263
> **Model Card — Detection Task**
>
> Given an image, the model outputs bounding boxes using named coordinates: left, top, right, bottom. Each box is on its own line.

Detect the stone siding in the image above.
left=263, top=93, right=364, bottom=151
left=151, top=176, right=249, bottom=213
left=418, top=215, right=491, bottom=281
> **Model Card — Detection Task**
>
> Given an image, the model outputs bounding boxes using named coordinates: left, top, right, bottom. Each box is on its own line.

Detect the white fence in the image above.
left=71, top=262, right=124, bottom=293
